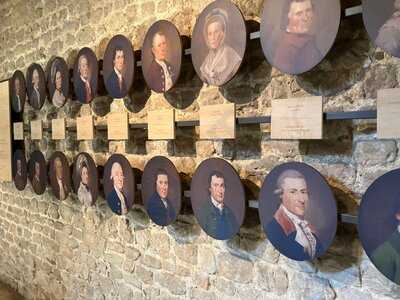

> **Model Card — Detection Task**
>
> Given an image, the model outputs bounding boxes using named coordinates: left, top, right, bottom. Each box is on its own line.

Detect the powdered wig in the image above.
left=203, top=8, right=228, bottom=48
left=274, top=169, right=306, bottom=196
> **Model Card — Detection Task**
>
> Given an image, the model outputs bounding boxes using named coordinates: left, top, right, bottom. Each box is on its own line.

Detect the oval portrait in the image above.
left=11, top=70, right=26, bottom=113
left=363, top=0, right=400, bottom=58
left=28, top=151, right=47, bottom=195
left=73, top=47, right=98, bottom=104
left=259, top=162, right=337, bottom=261
left=260, top=0, right=341, bottom=75
left=13, top=149, right=27, bottom=191
left=103, top=34, right=135, bottom=99
left=26, top=63, right=47, bottom=110
left=142, top=20, right=182, bottom=93
left=49, top=151, right=71, bottom=201
left=72, top=152, right=98, bottom=206
left=103, top=154, right=135, bottom=215
left=142, top=156, right=181, bottom=226
left=190, top=158, right=245, bottom=240
left=191, top=0, right=247, bottom=86
left=358, top=168, right=400, bottom=285
left=47, top=57, right=69, bottom=108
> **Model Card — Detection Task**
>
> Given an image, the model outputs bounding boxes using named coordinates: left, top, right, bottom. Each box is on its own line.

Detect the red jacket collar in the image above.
left=273, top=205, right=316, bottom=236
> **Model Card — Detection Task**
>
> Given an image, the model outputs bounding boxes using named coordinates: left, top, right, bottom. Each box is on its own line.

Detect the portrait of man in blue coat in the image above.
left=197, top=171, right=238, bottom=240
left=106, top=45, right=128, bottom=98
left=265, top=169, right=323, bottom=261
left=75, top=54, right=93, bottom=103
left=145, top=169, right=176, bottom=226
left=107, top=162, right=129, bottom=215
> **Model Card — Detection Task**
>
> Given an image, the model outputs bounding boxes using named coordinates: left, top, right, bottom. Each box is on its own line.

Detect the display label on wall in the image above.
left=0, top=80, right=12, bottom=182
left=30, top=120, right=43, bottom=140
left=271, top=96, right=323, bottom=139
left=148, top=109, right=175, bottom=140
left=13, top=122, right=24, bottom=140
left=200, top=103, right=236, bottom=139
left=52, top=118, right=65, bottom=140
left=107, top=112, right=128, bottom=140
left=77, top=116, right=94, bottom=140
left=377, top=88, right=400, bottom=139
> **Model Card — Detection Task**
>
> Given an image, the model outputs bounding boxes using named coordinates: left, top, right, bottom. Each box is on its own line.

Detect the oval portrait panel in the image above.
left=142, top=20, right=182, bottom=93
left=47, top=57, right=69, bottom=108
left=73, top=47, right=98, bottom=104
left=191, top=0, right=247, bottom=86
left=26, top=63, right=47, bottom=110
left=72, top=152, right=98, bottom=206
left=13, top=149, right=27, bottom=191
left=11, top=70, right=26, bottom=113
left=103, top=34, right=135, bottom=99
left=142, top=156, right=181, bottom=226
left=359, top=168, right=400, bottom=285
left=363, top=0, right=400, bottom=58
left=28, top=151, right=47, bottom=195
left=259, top=162, right=337, bottom=261
left=260, top=0, right=341, bottom=75
left=103, top=154, right=135, bottom=215
left=191, top=158, right=245, bottom=240
left=49, top=152, right=71, bottom=201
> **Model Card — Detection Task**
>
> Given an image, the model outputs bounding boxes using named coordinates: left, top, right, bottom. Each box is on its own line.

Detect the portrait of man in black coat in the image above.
left=106, top=45, right=128, bottom=98
left=52, top=157, right=69, bottom=201
left=146, top=31, right=177, bottom=93
left=75, top=54, right=93, bottom=103
left=12, top=77, right=23, bottom=112
left=29, top=68, right=42, bottom=109
left=107, top=162, right=129, bottom=215
left=145, top=169, right=176, bottom=226
left=197, top=171, right=238, bottom=240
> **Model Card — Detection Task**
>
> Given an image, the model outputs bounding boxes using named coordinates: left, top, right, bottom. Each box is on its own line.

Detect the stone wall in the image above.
left=1, top=0, right=400, bottom=299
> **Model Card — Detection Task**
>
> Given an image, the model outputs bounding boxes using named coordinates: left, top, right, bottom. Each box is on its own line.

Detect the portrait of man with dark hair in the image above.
left=32, top=161, right=42, bottom=192
left=375, top=0, right=400, bottom=58
left=197, top=170, right=238, bottom=240
left=146, top=31, right=177, bottom=93
left=53, top=157, right=69, bottom=201
left=75, top=54, right=93, bottom=103
left=272, top=0, right=322, bottom=74
left=77, top=160, right=92, bottom=206
left=107, top=162, right=129, bottom=215
left=265, top=169, right=323, bottom=260
left=12, top=77, right=23, bottom=112
left=106, top=45, right=127, bottom=98
left=51, top=62, right=66, bottom=108
left=145, top=168, right=176, bottom=226
left=370, top=200, right=400, bottom=284
left=30, top=68, right=42, bottom=109
left=199, top=8, right=242, bottom=86
left=13, top=152, right=27, bottom=191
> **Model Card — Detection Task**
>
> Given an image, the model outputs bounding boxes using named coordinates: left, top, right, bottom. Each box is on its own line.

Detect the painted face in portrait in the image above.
left=79, top=55, right=90, bottom=79
left=55, top=70, right=62, bottom=91
left=152, top=33, right=168, bottom=61
left=81, top=166, right=89, bottom=186
left=156, top=173, right=169, bottom=199
left=287, top=0, right=314, bottom=34
left=32, top=69, right=40, bottom=89
left=280, top=176, right=309, bottom=218
left=206, top=20, right=225, bottom=50
left=55, top=158, right=63, bottom=180
left=111, top=162, right=124, bottom=191
left=14, top=78, right=21, bottom=96
left=113, top=49, right=125, bottom=73
left=209, top=174, right=225, bottom=204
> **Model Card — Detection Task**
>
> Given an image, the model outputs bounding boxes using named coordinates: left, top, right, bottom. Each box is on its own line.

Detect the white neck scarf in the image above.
left=210, top=195, right=224, bottom=213
left=281, top=205, right=316, bottom=259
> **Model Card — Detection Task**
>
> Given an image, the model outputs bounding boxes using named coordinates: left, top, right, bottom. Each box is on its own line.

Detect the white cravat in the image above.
left=397, top=225, right=400, bottom=234
left=281, top=205, right=317, bottom=259
left=210, top=196, right=224, bottom=213
left=161, top=197, right=168, bottom=209
left=155, top=59, right=173, bottom=91
left=114, top=186, right=127, bottom=214
left=114, top=67, right=123, bottom=82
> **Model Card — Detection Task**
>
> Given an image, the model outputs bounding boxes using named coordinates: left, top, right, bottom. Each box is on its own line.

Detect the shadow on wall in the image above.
left=296, top=15, right=372, bottom=96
